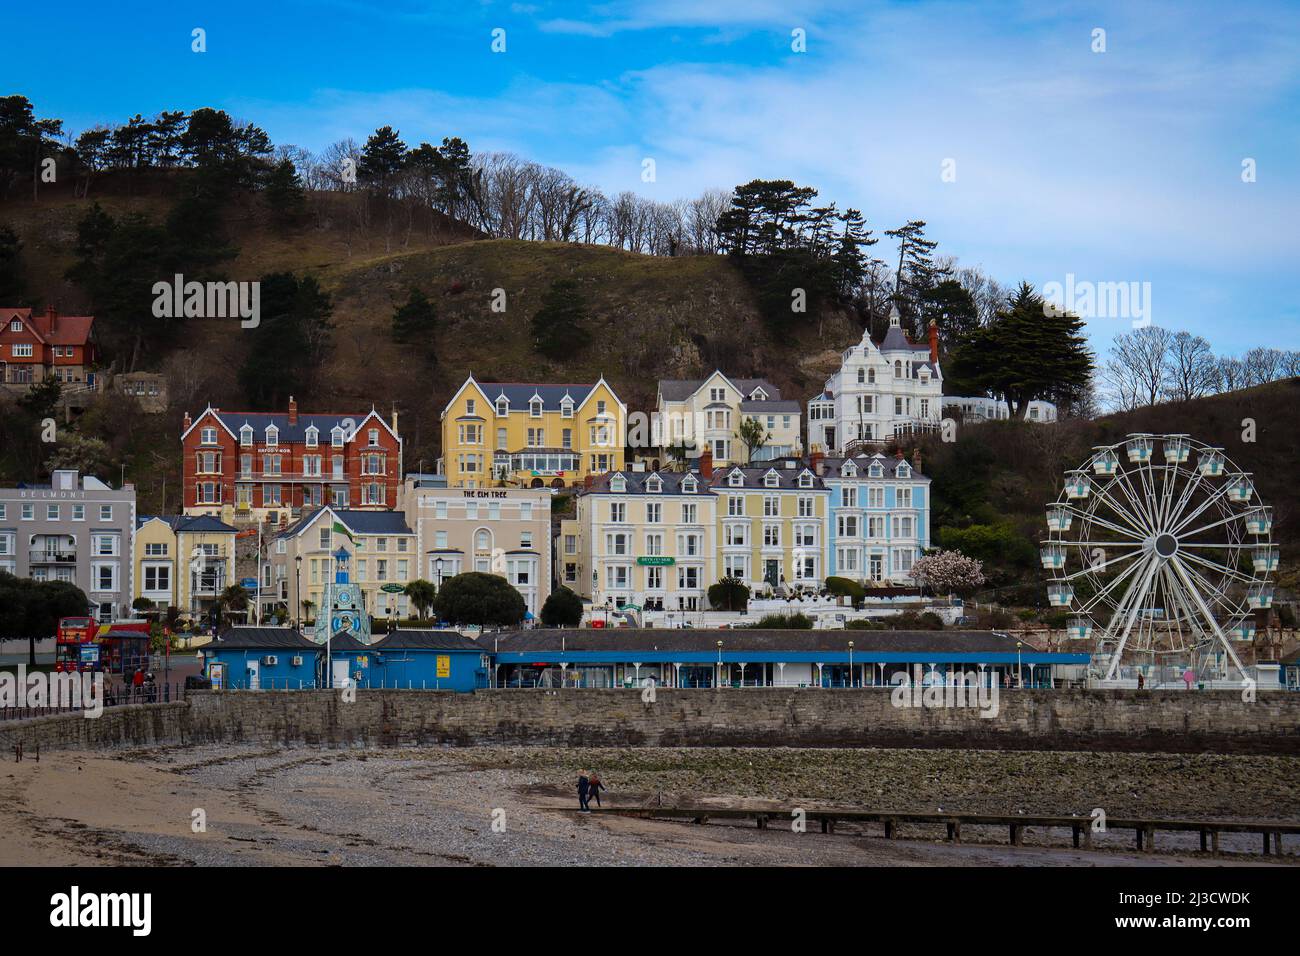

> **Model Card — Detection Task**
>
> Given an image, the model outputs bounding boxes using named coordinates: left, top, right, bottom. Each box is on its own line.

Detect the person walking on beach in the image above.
left=588, top=771, right=605, bottom=808
left=577, top=770, right=591, bottom=813
left=1182, top=667, right=1196, bottom=690
left=1137, top=672, right=1145, bottom=690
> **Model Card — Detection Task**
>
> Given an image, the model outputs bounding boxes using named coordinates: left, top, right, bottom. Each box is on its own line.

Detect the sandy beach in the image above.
left=2, top=744, right=1297, bottom=867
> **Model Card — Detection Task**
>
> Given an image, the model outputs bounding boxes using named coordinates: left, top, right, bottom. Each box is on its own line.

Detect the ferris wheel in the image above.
left=1042, top=434, right=1277, bottom=683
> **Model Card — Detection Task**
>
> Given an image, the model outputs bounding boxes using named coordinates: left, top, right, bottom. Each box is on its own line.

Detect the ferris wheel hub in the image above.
left=1153, top=533, right=1178, bottom=559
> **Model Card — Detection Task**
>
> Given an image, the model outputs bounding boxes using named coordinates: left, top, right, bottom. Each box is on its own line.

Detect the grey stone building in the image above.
left=0, top=469, right=137, bottom=622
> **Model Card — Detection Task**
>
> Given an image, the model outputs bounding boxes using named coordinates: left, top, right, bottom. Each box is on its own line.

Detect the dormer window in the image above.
left=842, top=463, right=857, bottom=477
left=763, top=471, right=779, bottom=488
left=645, top=476, right=662, bottom=494
left=496, top=398, right=509, bottom=416
left=749, top=387, right=768, bottom=401
left=610, top=475, right=626, bottom=493
left=560, top=399, right=574, bottom=418
left=331, top=426, right=345, bottom=448
left=898, top=464, right=911, bottom=478
left=305, top=426, right=319, bottom=448
left=869, top=464, right=883, bottom=478
left=728, top=470, right=744, bottom=487
left=265, top=425, right=279, bottom=446
left=798, top=471, right=813, bottom=488
left=530, top=398, right=543, bottom=418
left=239, top=425, right=253, bottom=447
left=681, top=476, right=697, bottom=494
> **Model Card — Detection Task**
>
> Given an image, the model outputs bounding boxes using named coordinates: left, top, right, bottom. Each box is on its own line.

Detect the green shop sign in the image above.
left=380, top=583, right=406, bottom=593
left=636, top=556, right=675, bottom=566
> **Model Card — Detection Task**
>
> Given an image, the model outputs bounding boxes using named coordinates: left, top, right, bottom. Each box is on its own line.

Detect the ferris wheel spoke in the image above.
left=1076, top=550, right=1149, bottom=613
left=1176, top=557, right=1247, bottom=617
left=1103, top=557, right=1162, bottom=681
left=1109, top=469, right=1159, bottom=534
left=1178, top=512, right=1246, bottom=541
left=1165, top=465, right=1208, bottom=530
left=1169, top=557, right=1247, bottom=678
left=1058, top=543, right=1144, bottom=580
left=1168, top=480, right=1236, bottom=537
left=1060, top=504, right=1147, bottom=540
left=1178, top=549, right=1257, bottom=586
left=1092, top=480, right=1153, bottom=536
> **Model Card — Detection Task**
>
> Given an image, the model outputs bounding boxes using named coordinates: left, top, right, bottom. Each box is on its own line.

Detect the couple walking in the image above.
left=577, top=770, right=605, bottom=812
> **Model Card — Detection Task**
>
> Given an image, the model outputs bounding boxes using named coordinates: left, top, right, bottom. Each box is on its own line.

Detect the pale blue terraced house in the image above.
left=817, top=451, right=931, bottom=584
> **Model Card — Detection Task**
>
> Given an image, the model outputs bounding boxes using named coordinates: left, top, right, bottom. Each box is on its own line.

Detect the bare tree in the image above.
left=1214, top=356, right=1247, bottom=393
left=1166, top=330, right=1217, bottom=401
left=1105, top=326, right=1174, bottom=409
left=1242, top=347, right=1286, bottom=385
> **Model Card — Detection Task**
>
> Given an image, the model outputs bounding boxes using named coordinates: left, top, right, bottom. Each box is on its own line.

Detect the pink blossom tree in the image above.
left=909, top=550, right=985, bottom=602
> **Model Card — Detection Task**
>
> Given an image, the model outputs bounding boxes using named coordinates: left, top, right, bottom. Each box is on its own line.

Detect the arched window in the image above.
left=857, top=368, right=865, bottom=384
left=868, top=368, right=876, bottom=384
left=475, top=530, right=491, bottom=551
left=893, top=361, right=902, bottom=378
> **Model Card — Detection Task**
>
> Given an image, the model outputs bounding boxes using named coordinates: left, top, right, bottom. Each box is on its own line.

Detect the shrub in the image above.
left=541, top=586, right=584, bottom=627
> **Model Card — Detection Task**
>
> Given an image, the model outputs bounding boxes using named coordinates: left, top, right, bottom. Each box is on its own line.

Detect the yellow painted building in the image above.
left=708, top=462, right=830, bottom=594
left=654, top=371, right=802, bottom=467
left=440, top=378, right=626, bottom=488
left=568, top=469, right=718, bottom=612
left=133, top=515, right=238, bottom=620
left=267, top=507, right=416, bottom=625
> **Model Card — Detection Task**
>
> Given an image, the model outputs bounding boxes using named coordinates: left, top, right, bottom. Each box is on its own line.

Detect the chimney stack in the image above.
left=928, top=319, right=939, bottom=364
left=912, top=448, right=923, bottom=473
left=182, top=411, right=192, bottom=431
left=698, top=446, right=713, bottom=480
left=287, top=395, right=298, bottom=426
left=391, top=404, right=399, bottom=433
left=45, top=304, right=57, bottom=327
left=810, top=450, right=825, bottom=476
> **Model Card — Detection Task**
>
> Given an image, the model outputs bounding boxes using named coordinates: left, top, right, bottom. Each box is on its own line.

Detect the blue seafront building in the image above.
left=202, top=627, right=487, bottom=690
left=201, top=627, right=1087, bottom=692
left=820, top=452, right=931, bottom=584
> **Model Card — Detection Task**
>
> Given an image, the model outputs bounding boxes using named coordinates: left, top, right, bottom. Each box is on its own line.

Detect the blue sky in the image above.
left=6, top=0, right=1298, bottom=356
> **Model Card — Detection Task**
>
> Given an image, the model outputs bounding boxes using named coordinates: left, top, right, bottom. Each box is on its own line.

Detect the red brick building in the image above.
left=181, top=398, right=403, bottom=522
left=0, top=306, right=98, bottom=388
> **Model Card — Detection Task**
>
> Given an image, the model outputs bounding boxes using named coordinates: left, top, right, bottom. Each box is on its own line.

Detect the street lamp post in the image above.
left=1016, top=640, right=1023, bottom=689
left=294, top=555, right=302, bottom=631
left=848, top=640, right=855, bottom=689
left=716, top=640, right=724, bottom=688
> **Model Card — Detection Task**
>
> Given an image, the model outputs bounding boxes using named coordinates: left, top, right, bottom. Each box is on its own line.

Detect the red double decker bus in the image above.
left=55, top=616, right=99, bottom=673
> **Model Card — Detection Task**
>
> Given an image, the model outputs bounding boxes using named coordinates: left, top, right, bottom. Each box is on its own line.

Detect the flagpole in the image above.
left=326, top=516, right=332, bottom=690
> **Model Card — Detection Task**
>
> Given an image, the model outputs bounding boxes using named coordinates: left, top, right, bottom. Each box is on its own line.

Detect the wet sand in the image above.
left=1, top=745, right=1296, bottom=866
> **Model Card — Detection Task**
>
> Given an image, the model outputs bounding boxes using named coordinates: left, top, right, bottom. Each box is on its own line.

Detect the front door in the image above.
left=332, top=659, right=351, bottom=688
left=246, top=660, right=260, bottom=690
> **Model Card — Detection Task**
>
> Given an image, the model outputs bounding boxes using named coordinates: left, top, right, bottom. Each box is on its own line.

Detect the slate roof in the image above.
left=739, top=400, right=802, bottom=413
left=373, top=630, right=486, bottom=652
left=207, top=627, right=320, bottom=650
left=819, top=454, right=928, bottom=480
left=208, top=410, right=382, bottom=443
left=278, top=507, right=413, bottom=539
left=478, top=382, right=597, bottom=411
left=487, top=628, right=1041, bottom=655
left=324, top=632, right=371, bottom=651
left=708, top=465, right=825, bottom=491
left=585, top=470, right=711, bottom=496
left=137, top=514, right=238, bottom=533
left=658, top=377, right=782, bottom=403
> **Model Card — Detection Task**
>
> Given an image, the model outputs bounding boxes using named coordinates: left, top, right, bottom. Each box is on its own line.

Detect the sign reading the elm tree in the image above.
left=636, top=556, right=675, bottom=566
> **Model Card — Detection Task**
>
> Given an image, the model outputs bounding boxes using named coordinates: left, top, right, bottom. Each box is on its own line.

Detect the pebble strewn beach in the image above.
left=2, top=744, right=1296, bottom=866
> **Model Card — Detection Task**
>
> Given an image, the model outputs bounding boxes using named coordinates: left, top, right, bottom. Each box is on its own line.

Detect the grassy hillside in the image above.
left=1, top=185, right=860, bottom=503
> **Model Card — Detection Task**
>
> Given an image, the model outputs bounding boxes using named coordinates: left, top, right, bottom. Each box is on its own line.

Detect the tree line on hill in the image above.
left=1103, top=326, right=1300, bottom=410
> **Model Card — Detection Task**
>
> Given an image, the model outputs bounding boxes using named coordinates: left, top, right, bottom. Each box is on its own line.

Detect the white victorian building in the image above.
left=807, top=306, right=943, bottom=455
